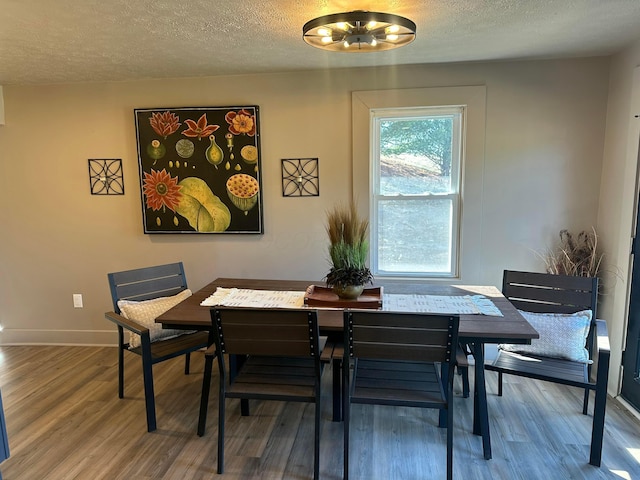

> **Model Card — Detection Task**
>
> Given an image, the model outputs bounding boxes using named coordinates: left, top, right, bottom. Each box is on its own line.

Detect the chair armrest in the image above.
left=593, top=319, right=611, bottom=388
left=595, top=319, right=610, bottom=355
left=104, top=311, right=149, bottom=336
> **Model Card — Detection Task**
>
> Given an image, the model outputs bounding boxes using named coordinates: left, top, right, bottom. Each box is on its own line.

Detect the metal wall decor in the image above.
left=88, top=159, right=124, bottom=195
left=281, top=158, right=319, bottom=197
left=134, top=106, right=263, bottom=234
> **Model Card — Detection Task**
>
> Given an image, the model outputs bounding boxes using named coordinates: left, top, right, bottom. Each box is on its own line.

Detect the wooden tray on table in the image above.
left=304, top=285, right=383, bottom=309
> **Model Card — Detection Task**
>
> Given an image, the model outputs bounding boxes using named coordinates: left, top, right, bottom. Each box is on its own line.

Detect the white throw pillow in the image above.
left=117, top=289, right=193, bottom=349
left=498, top=309, right=592, bottom=364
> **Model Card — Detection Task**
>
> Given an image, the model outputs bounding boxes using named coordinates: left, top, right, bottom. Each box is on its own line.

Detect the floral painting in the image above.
left=134, top=106, right=263, bottom=233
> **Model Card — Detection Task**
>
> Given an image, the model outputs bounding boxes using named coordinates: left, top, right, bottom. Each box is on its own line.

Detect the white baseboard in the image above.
left=0, top=329, right=118, bottom=346
left=615, top=396, right=640, bottom=422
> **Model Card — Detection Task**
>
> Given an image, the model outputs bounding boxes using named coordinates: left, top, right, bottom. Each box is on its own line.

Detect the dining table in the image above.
left=156, top=277, right=539, bottom=461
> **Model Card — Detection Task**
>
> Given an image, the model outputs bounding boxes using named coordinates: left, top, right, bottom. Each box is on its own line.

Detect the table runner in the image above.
left=200, top=287, right=503, bottom=316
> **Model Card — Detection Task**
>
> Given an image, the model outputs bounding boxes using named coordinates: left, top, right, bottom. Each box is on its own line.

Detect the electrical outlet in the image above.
left=73, top=294, right=83, bottom=308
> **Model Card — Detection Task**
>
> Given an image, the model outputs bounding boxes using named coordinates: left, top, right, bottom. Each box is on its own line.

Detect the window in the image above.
left=371, top=107, right=463, bottom=277
left=352, top=86, right=486, bottom=283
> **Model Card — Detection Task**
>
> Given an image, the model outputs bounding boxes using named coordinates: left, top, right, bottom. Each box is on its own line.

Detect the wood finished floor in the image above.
left=0, top=345, right=638, bottom=479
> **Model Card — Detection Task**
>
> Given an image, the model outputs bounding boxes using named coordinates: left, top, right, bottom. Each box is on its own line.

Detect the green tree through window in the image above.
left=380, top=117, right=453, bottom=178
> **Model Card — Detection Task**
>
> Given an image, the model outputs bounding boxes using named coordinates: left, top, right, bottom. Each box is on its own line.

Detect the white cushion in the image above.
left=498, top=309, right=592, bottom=364
left=117, top=289, right=193, bottom=348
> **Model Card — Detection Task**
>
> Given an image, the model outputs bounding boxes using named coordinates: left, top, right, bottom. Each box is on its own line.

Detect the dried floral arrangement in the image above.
left=540, top=227, right=603, bottom=278
left=324, top=202, right=374, bottom=288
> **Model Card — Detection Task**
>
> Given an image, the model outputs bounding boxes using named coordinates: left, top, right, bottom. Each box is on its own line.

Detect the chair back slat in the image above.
left=353, top=343, right=450, bottom=362
left=507, top=298, right=590, bottom=315
left=222, top=323, right=309, bottom=342
left=108, top=262, right=187, bottom=311
left=213, top=307, right=319, bottom=358
left=345, top=310, right=459, bottom=364
left=222, top=339, right=312, bottom=357
left=353, top=325, right=451, bottom=345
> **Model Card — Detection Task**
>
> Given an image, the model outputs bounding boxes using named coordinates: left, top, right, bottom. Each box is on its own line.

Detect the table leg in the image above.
left=229, top=354, right=250, bottom=416
left=332, top=357, right=342, bottom=421
left=472, top=342, right=491, bottom=460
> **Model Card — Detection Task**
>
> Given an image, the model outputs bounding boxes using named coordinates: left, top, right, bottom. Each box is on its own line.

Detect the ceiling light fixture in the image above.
left=303, top=10, right=416, bottom=52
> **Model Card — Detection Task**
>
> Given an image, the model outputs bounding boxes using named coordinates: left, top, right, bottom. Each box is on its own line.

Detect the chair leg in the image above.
left=343, top=359, right=350, bottom=480
left=343, top=395, right=350, bottom=480
left=447, top=404, right=453, bottom=480
left=589, top=354, right=609, bottom=467
left=582, top=387, right=590, bottom=415
left=314, top=397, right=320, bottom=480
left=461, top=365, right=470, bottom=398
left=218, top=387, right=225, bottom=474
left=184, top=352, right=191, bottom=375
left=498, top=371, right=503, bottom=396
left=197, top=351, right=215, bottom=436
left=140, top=337, right=157, bottom=432
left=117, top=327, right=125, bottom=399
left=590, top=386, right=606, bottom=467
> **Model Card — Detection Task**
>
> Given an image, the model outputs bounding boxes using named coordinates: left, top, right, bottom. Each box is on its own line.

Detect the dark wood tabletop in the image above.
left=156, top=277, right=538, bottom=344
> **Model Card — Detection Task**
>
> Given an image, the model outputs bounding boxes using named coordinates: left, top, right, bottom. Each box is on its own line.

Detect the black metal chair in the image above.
left=105, top=262, right=209, bottom=432
left=343, top=309, right=459, bottom=480
left=208, top=307, right=323, bottom=480
left=485, top=270, right=610, bottom=466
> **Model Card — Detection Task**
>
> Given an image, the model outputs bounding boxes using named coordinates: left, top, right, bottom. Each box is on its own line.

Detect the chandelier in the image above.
left=303, top=10, right=416, bottom=52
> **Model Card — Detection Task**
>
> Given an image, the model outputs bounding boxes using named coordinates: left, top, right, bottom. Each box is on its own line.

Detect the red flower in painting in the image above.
left=225, top=109, right=256, bottom=136
left=149, top=111, right=181, bottom=138
left=142, top=169, right=182, bottom=212
left=182, top=113, right=219, bottom=140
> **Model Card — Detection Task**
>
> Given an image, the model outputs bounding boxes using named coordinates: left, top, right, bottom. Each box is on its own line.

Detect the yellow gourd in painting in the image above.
left=205, top=134, right=224, bottom=168
left=175, top=177, right=231, bottom=232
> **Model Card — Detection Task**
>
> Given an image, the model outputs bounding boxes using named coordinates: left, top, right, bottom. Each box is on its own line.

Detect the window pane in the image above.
left=379, top=117, right=454, bottom=195
left=377, top=198, right=452, bottom=274
left=371, top=106, right=462, bottom=278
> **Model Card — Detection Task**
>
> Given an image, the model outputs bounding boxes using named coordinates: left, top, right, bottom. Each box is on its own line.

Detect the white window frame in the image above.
left=351, top=86, right=486, bottom=283
left=370, top=107, right=464, bottom=278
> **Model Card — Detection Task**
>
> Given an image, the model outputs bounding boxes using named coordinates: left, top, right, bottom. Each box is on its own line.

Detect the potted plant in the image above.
left=324, top=202, right=374, bottom=299
left=540, top=227, right=603, bottom=278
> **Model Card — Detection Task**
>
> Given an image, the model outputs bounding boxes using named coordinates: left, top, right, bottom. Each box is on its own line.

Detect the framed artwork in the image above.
left=88, top=159, right=124, bottom=195
left=281, top=158, right=319, bottom=197
left=134, top=106, right=263, bottom=233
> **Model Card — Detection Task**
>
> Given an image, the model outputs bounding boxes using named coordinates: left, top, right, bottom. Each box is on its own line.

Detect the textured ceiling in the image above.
left=2, top=0, right=640, bottom=85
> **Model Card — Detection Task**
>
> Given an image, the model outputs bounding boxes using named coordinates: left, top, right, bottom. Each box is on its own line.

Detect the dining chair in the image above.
left=343, top=309, right=459, bottom=480
left=105, top=262, right=210, bottom=432
left=485, top=270, right=609, bottom=466
left=210, top=307, right=323, bottom=479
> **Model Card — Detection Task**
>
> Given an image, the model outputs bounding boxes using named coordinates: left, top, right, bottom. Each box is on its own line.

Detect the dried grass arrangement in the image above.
left=541, top=227, right=603, bottom=278
left=324, top=202, right=373, bottom=288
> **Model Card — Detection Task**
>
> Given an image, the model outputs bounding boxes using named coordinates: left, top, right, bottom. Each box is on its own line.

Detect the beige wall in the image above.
left=598, top=38, right=640, bottom=395
left=0, top=57, right=610, bottom=349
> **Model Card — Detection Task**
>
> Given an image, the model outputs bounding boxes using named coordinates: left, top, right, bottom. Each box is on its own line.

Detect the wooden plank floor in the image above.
left=0, top=345, right=638, bottom=479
